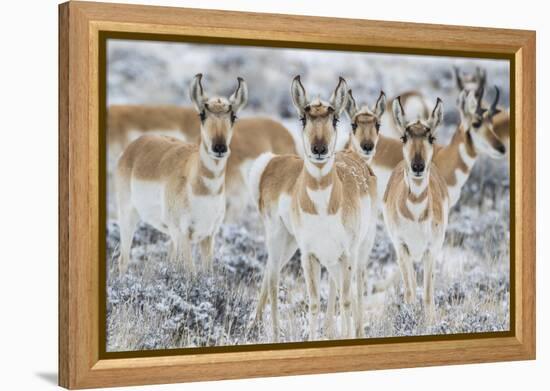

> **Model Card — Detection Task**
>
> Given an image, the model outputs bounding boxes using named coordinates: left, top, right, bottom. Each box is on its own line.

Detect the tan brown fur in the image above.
left=384, top=161, right=448, bottom=226
left=108, top=104, right=297, bottom=219
left=383, top=96, right=447, bottom=316
left=252, top=76, right=377, bottom=340
left=114, top=74, right=248, bottom=274
left=433, top=125, right=476, bottom=187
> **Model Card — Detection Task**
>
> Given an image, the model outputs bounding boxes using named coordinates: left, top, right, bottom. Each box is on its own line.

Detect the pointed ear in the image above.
left=330, top=77, right=348, bottom=115
left=392, top=96, right=406, bottom=134
left=374, top=90, right=386, bottom=118
left=229, top=77, right=248, bottom=113
left=345, top=89, right=358, bottom=119
left=454, top=66, right=464, bottom=91
left=428, top=98, right=443, bottom=132
left=291, top=75, right=308, bottom=115
left=189, top=73, right=207, bottom=112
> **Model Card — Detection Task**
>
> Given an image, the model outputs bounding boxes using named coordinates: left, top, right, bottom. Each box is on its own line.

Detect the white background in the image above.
left=0, top=0, right=545, bottom=389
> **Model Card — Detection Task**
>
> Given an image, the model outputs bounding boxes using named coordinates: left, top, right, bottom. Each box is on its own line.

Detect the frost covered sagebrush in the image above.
left=105, top=40, right=510, bottom=351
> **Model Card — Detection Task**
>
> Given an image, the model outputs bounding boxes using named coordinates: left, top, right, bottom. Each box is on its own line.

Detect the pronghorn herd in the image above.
left=111, top=68, right=508, bottom=341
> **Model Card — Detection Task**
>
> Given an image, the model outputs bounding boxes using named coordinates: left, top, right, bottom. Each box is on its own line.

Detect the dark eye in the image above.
left=472, top=120, right=482, bottom=128
left=300, top=115, right=306, bottom=128
left=400, top=135, right=408, bottom=143
left=375, top=122, right=381, bottom=133
left=332, top=116, right=339, bottom=128
left=230, top=112, right=237, bottom=125
left=199, top=110, right=206, bottom=123
left=351, top=123, right=358, bottom=134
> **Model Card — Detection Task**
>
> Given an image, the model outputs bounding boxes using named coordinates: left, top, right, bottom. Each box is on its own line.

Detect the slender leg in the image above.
left=261, top=222, right=297, bottom=342
left=266, top=263, right=281, bottom=341
left=423, top=250, right=436, bottom=321
left=334, top=253, right=353, bottom=338
left=325, top=276, right=337, bottom=339
left=302, top=253, right=321, bottom=341
left=117, top=207, right=139, bottom=275
left=169, top=227, right=194, bottom=273
left=254, top=274, right=269, bottom=324
left=354, top=234, right=375, bottom=337
left=396, top=244, right=416, bottom=305
left=168, top=239, right=177, bottom=262
left=354, top=266, right=365, bottom=338
left=199, top=235, right=215, bottom=271
left=253, top=233, right=296, bottom=335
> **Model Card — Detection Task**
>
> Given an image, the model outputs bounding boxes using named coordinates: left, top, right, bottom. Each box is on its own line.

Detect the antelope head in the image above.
left=393, top=97, right=444, bottom=179
left=458, top=86, right=506, bottom=159
left=454, top=66, right=486, bottom=100
left=345, top=89, right=386, bottom=160
left=189, top=73, right=248, bottom=159
left=291, top=75, right=348, bottom=163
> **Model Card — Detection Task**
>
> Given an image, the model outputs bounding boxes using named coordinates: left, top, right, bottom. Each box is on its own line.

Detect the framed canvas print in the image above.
left=58, top=1, right=536, bottom=389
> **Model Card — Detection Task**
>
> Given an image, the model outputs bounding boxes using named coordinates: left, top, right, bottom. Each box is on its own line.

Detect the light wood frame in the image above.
left=59, top=1, right=536, bottom=389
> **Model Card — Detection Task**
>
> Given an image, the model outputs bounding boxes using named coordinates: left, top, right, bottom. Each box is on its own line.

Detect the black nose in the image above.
left=312, top=144, right=328, bottom=156
left=361, top=141, right=374, bottom=153
left=411, top=161, right=425, bottom=174
left=212, top=144, right=227, bottom=154
left=496, top=142, right=506, bottom=154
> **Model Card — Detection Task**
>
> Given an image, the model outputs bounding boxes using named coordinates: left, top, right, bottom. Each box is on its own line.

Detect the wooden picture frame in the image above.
left=58, top=1, right=536, bottom=388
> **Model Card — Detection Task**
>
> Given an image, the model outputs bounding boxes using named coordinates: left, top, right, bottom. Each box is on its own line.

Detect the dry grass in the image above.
left=106, top=158, right=510, bottom=351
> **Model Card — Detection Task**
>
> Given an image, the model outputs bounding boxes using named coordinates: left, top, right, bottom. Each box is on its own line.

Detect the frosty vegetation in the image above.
left=106, top=40, right=510, bottom=351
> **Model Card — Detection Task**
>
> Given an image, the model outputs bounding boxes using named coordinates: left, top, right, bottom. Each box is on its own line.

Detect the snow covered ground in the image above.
left=105, top=39, right=510, bottom=351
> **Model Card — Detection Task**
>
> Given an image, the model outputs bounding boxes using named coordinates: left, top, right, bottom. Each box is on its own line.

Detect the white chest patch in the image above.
left=186, top=191, right=225, bottom=240
left=395, top=217, right=433, bottom=259
left=294, top=210, right=351, bottom=268
left=200, top=175, right=224, bottom=194
left=406, top=198, right=428, bottom=220
left=305, top=186, right=333, bottom=215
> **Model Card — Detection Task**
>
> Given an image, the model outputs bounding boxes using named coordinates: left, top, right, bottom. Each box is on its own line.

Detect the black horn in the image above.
left=489, top=86, right=501, bottom=117
left=475, top=86, right=485, bottom=116
left=454, top=66, right=464, bottom=91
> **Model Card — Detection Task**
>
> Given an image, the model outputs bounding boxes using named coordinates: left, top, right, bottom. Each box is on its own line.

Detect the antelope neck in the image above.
left=198, top=140, right=227, bottom=177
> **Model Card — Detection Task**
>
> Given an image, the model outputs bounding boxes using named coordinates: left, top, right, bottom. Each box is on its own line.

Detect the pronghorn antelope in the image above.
left=345, top=89, right=403, bottom=199
left=345, top=89, right=439, bottom=201
left=383, top=96, right=449, bottom=318
left=115, top=74, right=248, bottom=274
left=248, top=76, right=377, bottom=341
left=346, top=86, right=505, bottom=208
left=454, top=66, right=510, bottom=150
left=435, top=86, right=506, bottom=206
left=107, top=104, right=297, bottom=220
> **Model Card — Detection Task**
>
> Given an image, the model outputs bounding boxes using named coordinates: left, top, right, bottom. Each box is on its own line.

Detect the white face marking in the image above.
left=304, top=155, right=334, bottom=179
left=199, top=142, right=227, bottom=173
left=403, top=169, right=430, bottom=196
